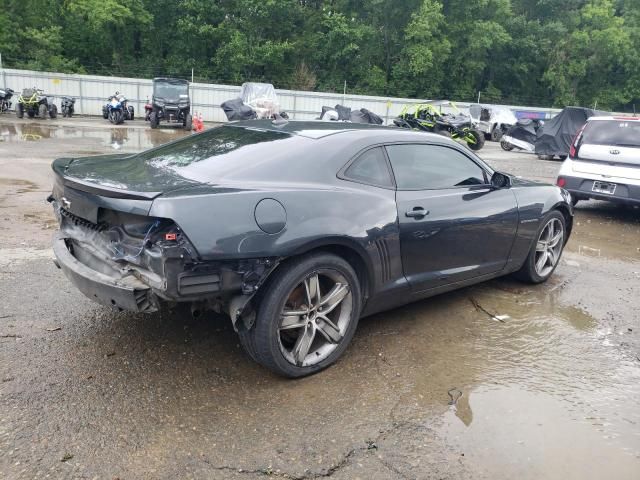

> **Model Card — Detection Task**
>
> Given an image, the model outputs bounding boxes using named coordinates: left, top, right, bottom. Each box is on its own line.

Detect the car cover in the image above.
left=221, top=98, right=257, bottom=121
left=334, top=104, right=352, bottom=121
left=350, top=108, right=383, bottom=125
left=240, top=82, right=281, bottom=118
left=506, top=119, right=539, bottom=145
left=535, top=106, right=605, bottom=156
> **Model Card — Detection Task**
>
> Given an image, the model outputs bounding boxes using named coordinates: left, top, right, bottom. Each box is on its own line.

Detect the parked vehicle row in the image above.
left=2, top=76, right=192, bottom=130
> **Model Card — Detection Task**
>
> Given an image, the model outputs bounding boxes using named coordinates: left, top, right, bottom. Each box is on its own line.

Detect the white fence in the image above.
left=1, top=67, right=561, bottom=123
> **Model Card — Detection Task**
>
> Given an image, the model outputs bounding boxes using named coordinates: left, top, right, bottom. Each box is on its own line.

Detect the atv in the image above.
left=148, top=78, right=191, bottom=130
left=16, top=88, right=57, bottom=119
left=394, top=102, right=484, bottom=151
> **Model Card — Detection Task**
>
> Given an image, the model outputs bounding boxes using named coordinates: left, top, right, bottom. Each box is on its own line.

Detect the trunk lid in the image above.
left=55, top=153, right=203, bottom=199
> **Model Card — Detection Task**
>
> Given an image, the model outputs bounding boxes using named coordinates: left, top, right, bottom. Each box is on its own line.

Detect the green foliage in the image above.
left=0, top=0, right=638, bottom=110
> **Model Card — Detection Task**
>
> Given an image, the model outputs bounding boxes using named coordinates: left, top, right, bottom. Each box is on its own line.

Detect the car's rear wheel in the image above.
left=241, top=253, right=361, bottom=378
left=515, top=211, right=566, bottom=284
left=149, top=111, right=159, bottom=129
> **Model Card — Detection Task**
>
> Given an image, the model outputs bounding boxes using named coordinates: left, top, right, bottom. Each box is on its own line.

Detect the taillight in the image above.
left=570, top=124, right=587, bottom=158
left=557, top=177, right=566, bottom=188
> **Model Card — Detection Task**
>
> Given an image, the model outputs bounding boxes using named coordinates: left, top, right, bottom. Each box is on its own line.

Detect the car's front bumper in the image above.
left=53, top=232, right=158, bottom=312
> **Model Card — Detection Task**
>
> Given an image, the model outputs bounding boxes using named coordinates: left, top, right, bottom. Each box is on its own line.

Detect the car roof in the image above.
left=587, top=116, right=640, bottom=122
left=228, top=119, right=445, bottom=141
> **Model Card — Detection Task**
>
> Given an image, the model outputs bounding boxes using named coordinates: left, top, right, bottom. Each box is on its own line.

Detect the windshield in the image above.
left=154, top=81, right=188, bottom=100
left=582, top=120, right=640, bottom=148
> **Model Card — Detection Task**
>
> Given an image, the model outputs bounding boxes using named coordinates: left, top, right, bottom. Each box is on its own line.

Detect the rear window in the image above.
left=582, top=120, right=640, bottom=148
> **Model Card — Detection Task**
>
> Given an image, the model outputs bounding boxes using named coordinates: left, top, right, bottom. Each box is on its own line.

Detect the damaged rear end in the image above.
left=49, top=156, right=276, bottom=320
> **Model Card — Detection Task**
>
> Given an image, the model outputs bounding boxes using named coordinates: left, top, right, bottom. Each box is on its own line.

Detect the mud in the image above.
left=0, top=117, right=639, bottom=479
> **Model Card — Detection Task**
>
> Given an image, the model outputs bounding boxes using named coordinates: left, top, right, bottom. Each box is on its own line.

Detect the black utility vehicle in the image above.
left=148, top=78, right=192, bottom=130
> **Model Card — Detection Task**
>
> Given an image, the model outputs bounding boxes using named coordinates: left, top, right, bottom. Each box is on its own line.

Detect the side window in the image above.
left=343, top=147, right=393, bottom=187
left=386, top=144, right=487, bottom=190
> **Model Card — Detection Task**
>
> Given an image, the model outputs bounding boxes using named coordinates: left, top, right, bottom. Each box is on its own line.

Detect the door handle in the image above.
left=405, top=208, right=429, bottom=218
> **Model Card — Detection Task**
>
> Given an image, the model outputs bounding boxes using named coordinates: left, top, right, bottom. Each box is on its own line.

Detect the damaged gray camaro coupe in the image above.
left=49, top=120, right=573, bottom=377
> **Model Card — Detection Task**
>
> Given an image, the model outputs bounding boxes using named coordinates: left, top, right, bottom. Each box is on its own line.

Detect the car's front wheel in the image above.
left=240, top=253, right=362, bottom=378
left=515, top=211, right=566, bottom=283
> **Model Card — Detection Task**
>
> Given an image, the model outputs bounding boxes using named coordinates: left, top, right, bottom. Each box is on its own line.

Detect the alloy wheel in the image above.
left=278, top=270, right=353, bottom=367
left=535, top=218, right=564, bottom=277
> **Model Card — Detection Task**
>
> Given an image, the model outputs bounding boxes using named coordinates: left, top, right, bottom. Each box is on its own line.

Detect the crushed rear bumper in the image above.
left=53, top=232, right=157, bottom=312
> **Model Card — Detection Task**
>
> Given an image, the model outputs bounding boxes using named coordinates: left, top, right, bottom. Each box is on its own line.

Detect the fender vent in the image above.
left=374, top=238, right=391, bottom=283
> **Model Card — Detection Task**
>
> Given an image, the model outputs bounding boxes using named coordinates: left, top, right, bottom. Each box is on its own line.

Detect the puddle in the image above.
left=365, top=277, right=640, bottom=478
left=438, top=385, right=640, bottom=480
left=0, top=120, right=190, bottom=151
left=567, top=205, right=640, bottom=263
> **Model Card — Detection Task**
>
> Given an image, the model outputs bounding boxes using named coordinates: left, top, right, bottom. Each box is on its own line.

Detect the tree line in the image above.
left=1, top=0, right=638, bottom=111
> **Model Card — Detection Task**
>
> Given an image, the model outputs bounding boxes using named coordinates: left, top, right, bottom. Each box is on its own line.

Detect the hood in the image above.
left=53, top=153, right=204, bottom=199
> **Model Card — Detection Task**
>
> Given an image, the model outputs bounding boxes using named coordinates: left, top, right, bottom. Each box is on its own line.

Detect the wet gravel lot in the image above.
left=1, top=117, right=639, bottom=479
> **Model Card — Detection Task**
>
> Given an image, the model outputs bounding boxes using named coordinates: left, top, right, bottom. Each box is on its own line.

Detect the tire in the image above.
left=242, top=252, right=362, bottom=378
left=514, top=210, right=566, bottom=284
left=184, top=113, right=192, bottom=131
left=49, top=104, right=57, bottom=119
left=102, top=107, right=109, bottom=119
left=39, top=104, right=48, bottom=118
left=115, top=110, right=124, bottom=125
left=16, top=104, right=24, bottom=118
left=149, top=111, right=159, bottom=129
left=538, top=154, right=553, bottom=161
left=466, top=129, right=485, bottom=151
left=128, top=106, right=134, bottom=121
left=27, top=110, right=35, bottom=118
left=500, top=140, right=514, bottom=151
left=491, top=127, right=503, bottom=142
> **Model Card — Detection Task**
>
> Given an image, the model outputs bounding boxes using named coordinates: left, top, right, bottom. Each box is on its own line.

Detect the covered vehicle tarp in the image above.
left=508, top=119, right=539, bottom=145
left=221, top=98, right=257, bottom=121
left=240, top=82, right=280, bottom=118
left=350, top=108, right=383, bottom=125
left=535, top=106, right=605, bottom=156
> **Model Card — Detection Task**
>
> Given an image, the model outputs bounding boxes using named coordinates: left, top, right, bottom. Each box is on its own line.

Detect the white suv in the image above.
left=557, top=116, right=640, bottom=206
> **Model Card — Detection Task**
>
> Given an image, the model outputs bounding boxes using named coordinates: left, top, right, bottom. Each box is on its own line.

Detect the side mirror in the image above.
left=491, top=172, right=512, bottom=189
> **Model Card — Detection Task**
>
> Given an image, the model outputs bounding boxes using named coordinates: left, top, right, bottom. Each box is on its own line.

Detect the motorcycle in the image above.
left=0, top=87, right=14, bottom=113
left=394, top=103, right=485, bottom=151
left=16, top=87, right=57, bottom=119
left=102, top=92, right=134, bottom=124
left=60, top=96, right=76, bottom=117
left=500, top=119, right=544, bottom=153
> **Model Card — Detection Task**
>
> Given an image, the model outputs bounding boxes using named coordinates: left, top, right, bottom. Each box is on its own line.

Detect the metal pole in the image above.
left=477, top=91, right=481, bottom=103
left=292, top=91, right=297, bottom=120
left=0, top=52, right=5, bottom=90
left=343, top=81, right=346, bottom=104
left=78, top=78, right=83, bottom=115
